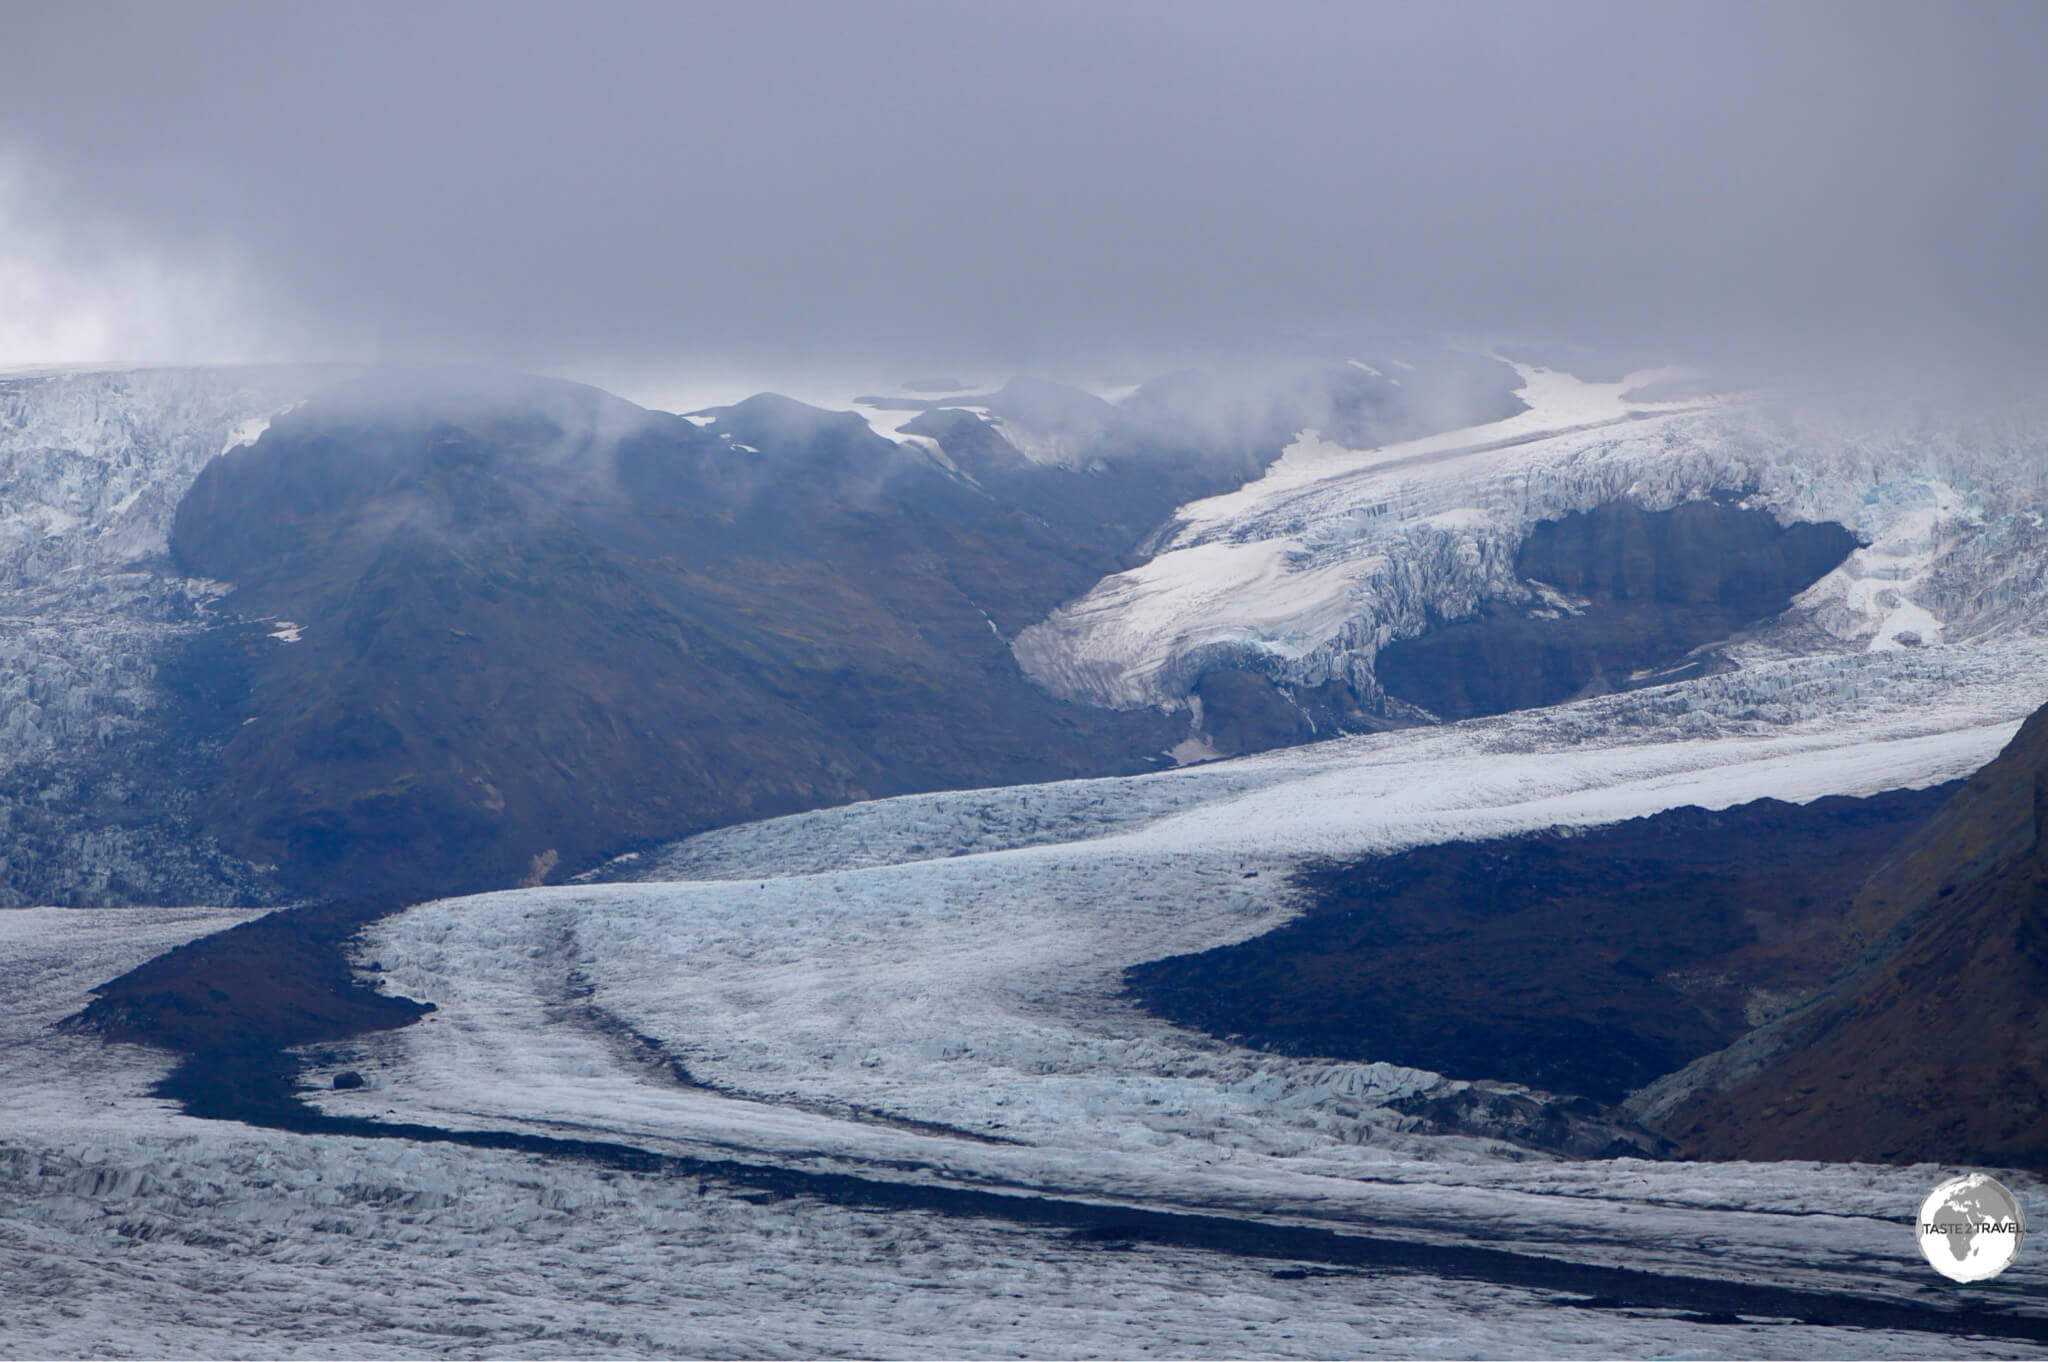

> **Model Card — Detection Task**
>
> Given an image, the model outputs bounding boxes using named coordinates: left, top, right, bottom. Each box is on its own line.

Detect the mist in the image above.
left=5, top=0, right=2046, bottom=397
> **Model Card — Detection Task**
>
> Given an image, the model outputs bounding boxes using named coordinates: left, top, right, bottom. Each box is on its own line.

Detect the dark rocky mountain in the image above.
left=1652, top=699, right=2048, bottom=1169
left=168, top=372, right=1193, bottom=900
left=896, top=400, right=1199, bottom=554
left=159, top=358, right=1537, bottom=904
left=1377, top=499, right=1859, bottom=720
left=1127, top=785, right=1954, bottom=1104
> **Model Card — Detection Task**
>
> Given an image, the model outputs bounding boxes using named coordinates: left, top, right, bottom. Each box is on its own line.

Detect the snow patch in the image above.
left=219, top=403, right=294, bottom=453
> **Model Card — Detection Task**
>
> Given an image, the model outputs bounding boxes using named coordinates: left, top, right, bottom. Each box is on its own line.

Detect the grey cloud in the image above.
left=3, top=0, right=2046, bottom=391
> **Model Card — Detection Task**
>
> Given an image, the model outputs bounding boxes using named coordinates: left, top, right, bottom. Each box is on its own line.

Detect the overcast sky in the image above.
left=4, top=0, right=2046, bottom=393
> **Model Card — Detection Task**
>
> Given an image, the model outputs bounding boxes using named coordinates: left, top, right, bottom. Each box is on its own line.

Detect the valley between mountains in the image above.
left=4, top=354, right=2047, bottom=1357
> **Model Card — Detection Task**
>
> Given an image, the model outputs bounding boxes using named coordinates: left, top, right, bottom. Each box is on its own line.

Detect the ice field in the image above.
left=4, top=658, right=2046, bottom=1355
left=1015, top=365, right=2048, bottom=712
left=248, top=641, right=2048, bottom=1354
left=6, top=698, right=2048, bottom=1355
left=4, top=362, right=2048, bottom=1354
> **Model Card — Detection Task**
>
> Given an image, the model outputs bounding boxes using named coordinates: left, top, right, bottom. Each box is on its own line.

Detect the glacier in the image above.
left=0, top=366, right=302, bottom=763
left=258, top=661, right=2045, bottom=1349
left=247, top=358, right=2048, bottom=1352
left=1012, top=364, right=2048, bottom=718
left=7, top=743, right=2048, bottom=1356
left=7, top=358, right=2048, bottom=1355
left=0, top=365, right=329, bottom=904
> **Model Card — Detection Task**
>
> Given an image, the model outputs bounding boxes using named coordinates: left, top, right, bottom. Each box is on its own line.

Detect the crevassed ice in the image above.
left=1014, top=368, right=2048, bottom=711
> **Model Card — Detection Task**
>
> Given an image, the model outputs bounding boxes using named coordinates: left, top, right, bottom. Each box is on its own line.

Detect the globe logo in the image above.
left=1917, top=1173, right=2026, bottom=1283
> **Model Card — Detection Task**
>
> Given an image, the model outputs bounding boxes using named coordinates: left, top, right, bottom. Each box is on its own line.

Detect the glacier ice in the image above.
left=1013, top=365, right=2048, bottom=715
left=305, top=662, right=2043, bottom=1326
left=5, top=888, right=2045, bottom=1357
left=8, top=360, right=2048, bottom=1355
left=0, top=367, right=335, bottom=904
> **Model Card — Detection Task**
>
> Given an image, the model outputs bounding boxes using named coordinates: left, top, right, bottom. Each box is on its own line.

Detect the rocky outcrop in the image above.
left=1647, top=700, right=2048, bottom=1169
left=1376, top=500, right=1858, bottom=720
left=1127, top=785, right=1953, bottom=1104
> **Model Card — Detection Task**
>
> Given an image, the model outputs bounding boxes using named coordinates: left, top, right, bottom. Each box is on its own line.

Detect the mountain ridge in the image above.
left=1647, top=697, right=2048, bottom=1167
left=168, top=374, right=1194, bottom=899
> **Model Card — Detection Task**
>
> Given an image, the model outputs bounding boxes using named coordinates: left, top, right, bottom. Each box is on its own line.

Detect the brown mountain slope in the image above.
left=1653, top=700, right=2048, bottom=1168
left=160, top=362, right=1533, bottom=904
left=168, top=373, right=1184, bottom=900
left=1126, top=787, right=1955, bottom=1105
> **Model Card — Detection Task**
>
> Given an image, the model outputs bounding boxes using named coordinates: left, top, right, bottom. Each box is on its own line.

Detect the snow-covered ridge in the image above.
left=1013, top=364, right=2048, bottom=712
